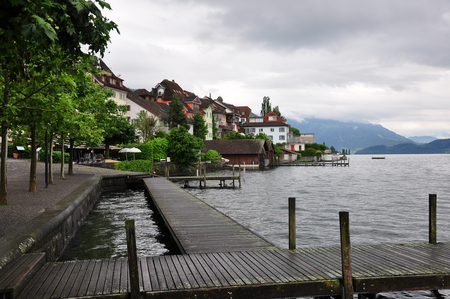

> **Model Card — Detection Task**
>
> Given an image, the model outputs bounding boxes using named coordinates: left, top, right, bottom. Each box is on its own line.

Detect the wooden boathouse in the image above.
left=0, top=178, right=448, bottom=298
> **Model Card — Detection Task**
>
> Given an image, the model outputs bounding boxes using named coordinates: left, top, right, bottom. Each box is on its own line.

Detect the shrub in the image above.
left=114, top=160, right=153, bottom=172
left=201, top=150, right=221, bottom=161
left=38, top=150, right=70, bottom=163
left=148, top=138, right=168, bottom=161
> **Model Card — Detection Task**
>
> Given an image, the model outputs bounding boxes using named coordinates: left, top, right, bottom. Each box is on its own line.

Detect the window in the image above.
left=251, top=128, right=256, bottom=133
left=279, top=135, right=285, bottom=141
left=268, top=116, right=277, bottom=121
left=268, top=135, right=273, bottom=140
left=259, top=128, right=264, bottom=132
left=127, top=105, right=130, bottom=111
left=120, top=93, right=126, bottom=100
left=111, top=91, right=116, bottom=98
left=279, top=127, right=285, bottom=132
left=270, top=128, right=275, bottom=132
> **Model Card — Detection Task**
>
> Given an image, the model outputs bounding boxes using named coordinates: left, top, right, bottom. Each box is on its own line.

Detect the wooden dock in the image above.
left=4, top=243, right=450, bottom=298
left=1, top=178, right=449, bottom=298
left=168, top=174, right=241, bottom=188
left=144, top=177, right=275, bottom=254
left=277, top=160, right=349, bottom=166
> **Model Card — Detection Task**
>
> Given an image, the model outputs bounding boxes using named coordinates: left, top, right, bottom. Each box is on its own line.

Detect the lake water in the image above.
left=185, top=154, right=450, bottom=249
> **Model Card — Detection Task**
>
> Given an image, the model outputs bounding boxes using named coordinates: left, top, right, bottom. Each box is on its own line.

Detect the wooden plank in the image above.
left=50, top=261, right=76, bottom=299
left=163, top=255, right=185, bottom=290
left=212, top=252, right=252, bottom=285
left=144, top=257, right=160, bottom=291
left=178, top=255, right=209, bottom=288
left=111, top=257, right=124, bottom=294
left=188, top=253, right=222, bottom=287
left=85, top=259, right=102, bottom=296
left=215, top=252, right=259, bottom=285
left=101, top=259, right=117, bottom=295
left=93, top=259, right=110, bottom=295
left=57, top=259, right=84, bottom=298
left=119, top=257, right=129, bottom=293
left=152, top=256, right=170, bottom=290
left=172, top=255, right=201, bottom=289
left=198, top=252, right=238, bottom=286
left=139, top=257, right=152, bottom=292
left=17, top=262, right=52, bottom=299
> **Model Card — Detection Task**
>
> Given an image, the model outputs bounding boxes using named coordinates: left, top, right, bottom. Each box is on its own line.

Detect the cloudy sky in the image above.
left=101, top=0, right=450, bottom=138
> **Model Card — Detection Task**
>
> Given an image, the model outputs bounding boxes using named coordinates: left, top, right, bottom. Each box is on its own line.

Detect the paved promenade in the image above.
left=0, top=158, right=136, bottom=238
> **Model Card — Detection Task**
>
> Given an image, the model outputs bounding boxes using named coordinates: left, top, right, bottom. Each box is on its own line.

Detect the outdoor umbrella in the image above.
left=119, top=147, right=141, bottom=160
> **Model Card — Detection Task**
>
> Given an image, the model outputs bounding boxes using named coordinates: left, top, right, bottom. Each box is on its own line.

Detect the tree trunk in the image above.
left=0, top=120, right=8, bottom=205
left=68, top=138, right=74, bottom=175
left=105, top=142, right=110, bottom=159
left=29, top=125, right=37, bottom=192
left=49, top=132, right=54, bottom=184
left=60, top=133, right=65, bottom=180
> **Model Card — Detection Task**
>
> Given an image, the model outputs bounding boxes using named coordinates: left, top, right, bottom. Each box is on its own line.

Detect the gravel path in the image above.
left=0, top=158, right=138, bottom=238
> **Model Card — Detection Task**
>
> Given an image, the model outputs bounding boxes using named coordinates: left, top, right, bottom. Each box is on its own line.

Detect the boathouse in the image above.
left=204, top=139, right=274, bottom=169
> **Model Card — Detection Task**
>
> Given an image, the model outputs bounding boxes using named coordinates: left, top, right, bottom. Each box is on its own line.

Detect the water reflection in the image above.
left=59, top=189, right=168, bottom=261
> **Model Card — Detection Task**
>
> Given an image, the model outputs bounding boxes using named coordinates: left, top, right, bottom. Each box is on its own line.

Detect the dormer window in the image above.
left=268, top=116, right=277, bottom=121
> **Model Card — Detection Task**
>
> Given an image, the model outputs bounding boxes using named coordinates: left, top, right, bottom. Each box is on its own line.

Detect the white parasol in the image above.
left=119, top=147, right=141, bottom=160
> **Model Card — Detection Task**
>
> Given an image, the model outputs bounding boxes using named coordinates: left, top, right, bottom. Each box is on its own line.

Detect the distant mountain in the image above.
left=287, top=118, right=413, bottom=153
left=407, top=136, right=438, bottom=144
left=355, top=139, right=450, bottom=154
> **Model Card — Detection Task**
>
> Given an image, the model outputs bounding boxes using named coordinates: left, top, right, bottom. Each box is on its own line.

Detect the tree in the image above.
left=223, top=132, right=253, bottom=140
left=103, top=117, right=137, bottom=158
left=134, top=110, right=160, bottom=143
left=0, top=0, right=118, bottom=204
left=167, top=94, right=189, bottom=130
left=290, top=127, right=300, bottom=136
left=193, top=113, right=208, bottom=139
left=167, top=127, right=204, bottom=169
left=261, top=96, right=271, bottom=116
left=273, top=106, right=285, bottom=120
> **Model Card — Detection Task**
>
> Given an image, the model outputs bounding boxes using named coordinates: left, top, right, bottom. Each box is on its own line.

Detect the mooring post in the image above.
left=238, top=166, right=242, bottom=188
left=429, top=194, right=437, bottom=244
left=339, top=211, right=354, bottom=299
left=288, top=197, right=296, bottom=250
left=126, top=220, right=140, bottom=299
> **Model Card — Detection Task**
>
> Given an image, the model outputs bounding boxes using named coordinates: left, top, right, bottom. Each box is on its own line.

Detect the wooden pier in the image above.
left=168, top=174, right=241, bottom=188
left=1, top=180, right=449, bottom=298
left=277, top=159, right=349, bottom=167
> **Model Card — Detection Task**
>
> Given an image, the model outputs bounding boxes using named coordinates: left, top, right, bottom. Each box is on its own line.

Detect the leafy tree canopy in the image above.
left=167, top=94, right=189, bottom=130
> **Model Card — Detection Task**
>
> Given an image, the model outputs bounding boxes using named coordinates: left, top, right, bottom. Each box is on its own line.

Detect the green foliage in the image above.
left=193, top=113, right=208, bottom=139
left=223, top=132, right=254, bottom=139
left=147, top=138, right=168, bottom=161
left=212, top=114, right=218, bottom=140
left=154, top=130, right=168, bottom=139
left=167, top=127, right=202, bottom=169
left=134, top=110, right=160, bottom=143
left=38, top=151, right=70, bottom=163
left=104, top=116, right=137, bottom=146
left=114, top=160, right=153, bottom=172
left=167, top=94, right=189, bottom=130
left=290, top=127, right=300, bottom=136
left=299, top=148, right=321, bottom=156
left=306, top=143, right=329, bottom=151
left=201, top=150, right=221, bottom=161
left=261, top=96, right=271, bottom=116
left=254, top=133, right=269, bottom=140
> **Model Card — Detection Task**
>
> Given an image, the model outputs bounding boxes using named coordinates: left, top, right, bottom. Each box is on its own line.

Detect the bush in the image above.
left=201, top=149, right=221, bottom=161
left=114, top=160, right=153, bottom=172
left=148, top=138, right=168, bottom=161
left=38, top=150, right=70, bottom=163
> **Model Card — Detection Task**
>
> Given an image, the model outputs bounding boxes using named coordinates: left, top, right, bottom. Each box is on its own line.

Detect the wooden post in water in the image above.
left=238, top=166, right=242, bottom=188
left=126, top=220, right=140, bottom=299
left=339, top=211, right=354, bottom=299
left=288, top=197, right=296, bottom=250
left=429, top=194, right=437, bottom=244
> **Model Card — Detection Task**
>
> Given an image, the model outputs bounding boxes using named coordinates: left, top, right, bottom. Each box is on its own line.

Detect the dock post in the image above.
left=238, top=166, right=242, bottom=188
left=339, top=211, right=354, bottom=299
left=288, top=197, right=296, bottom=250
left=429, top=194, right=437, bottom=244
left=125, top=220, right=140, bottom=299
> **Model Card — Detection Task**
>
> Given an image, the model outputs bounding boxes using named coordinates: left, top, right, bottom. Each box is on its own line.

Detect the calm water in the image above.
left=185, top=154, right=450, bottom=249
left=58, top=189, right=168, bottom=261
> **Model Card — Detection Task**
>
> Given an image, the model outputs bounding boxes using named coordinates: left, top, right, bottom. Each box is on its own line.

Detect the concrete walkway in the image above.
left=0, top=158, right=139, bottom=238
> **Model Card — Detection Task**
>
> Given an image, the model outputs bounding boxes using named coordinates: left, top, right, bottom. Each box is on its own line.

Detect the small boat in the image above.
left=372, top=156, right=385, bottom=159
